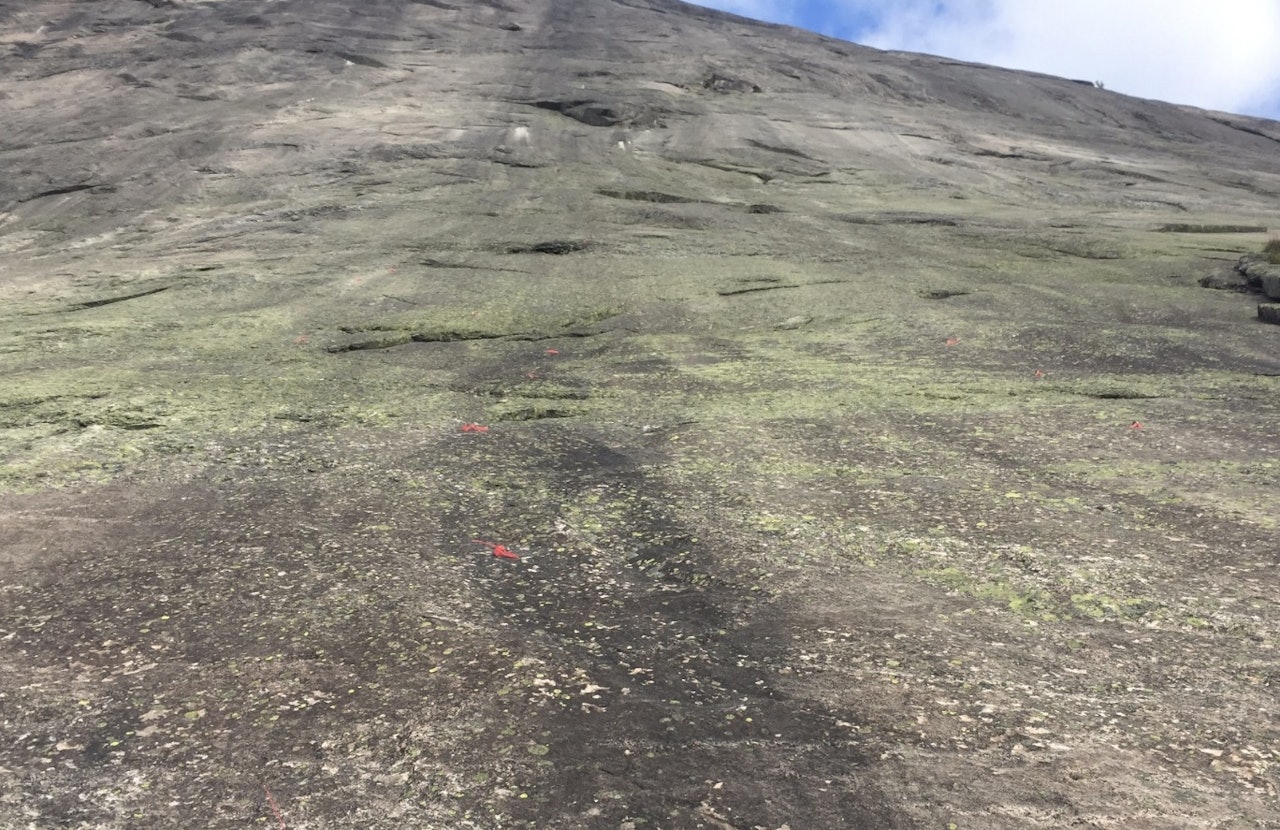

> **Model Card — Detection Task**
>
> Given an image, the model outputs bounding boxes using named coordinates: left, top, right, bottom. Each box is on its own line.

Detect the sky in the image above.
left=690, top=0, right=1280, bottom=120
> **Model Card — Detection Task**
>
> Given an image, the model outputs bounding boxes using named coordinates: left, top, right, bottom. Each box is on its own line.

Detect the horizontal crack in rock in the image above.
left=72, top=285, right=173, bottom=310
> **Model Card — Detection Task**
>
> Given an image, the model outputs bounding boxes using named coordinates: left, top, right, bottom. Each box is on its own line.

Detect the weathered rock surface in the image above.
left=1263, top=274, right=1280, bottom=301
left=1198, top=268, right=1251, bottom=291
left=2, top=1, right=1279, bottom=828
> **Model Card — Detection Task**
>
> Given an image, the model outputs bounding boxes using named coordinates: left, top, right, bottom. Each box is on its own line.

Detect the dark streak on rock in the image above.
left=410, top=330, right=514, bottom=343
left=490, top=405, right=578, bottom=422
left=1082, top=390, right=1164, bottom=400
left=837, top=213, right=959, bottom=226
left=598, top=189, right=699, bottom=204
left=1211, top=118, right=1280, bottom=147
left=507, top=240, right=590, bottom=255
left=716, top=284, right=800, bottom=296
left=745, top=139, right=814, bottom=159
left=1157, top=224, right=1267, bottom=233
left=19, top=183, right=107, bottom=203
left=74, top=285, right=172, bottom=310
left=332, top=52, right=390, bottom=69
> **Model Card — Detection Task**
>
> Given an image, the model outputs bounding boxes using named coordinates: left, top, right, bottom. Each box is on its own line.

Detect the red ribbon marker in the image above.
left=461, top=423, right=490, bottom=433
left=945, top=336, right=960, bottom=347
left=472, top=539, right=520, bottom=560
left=262, top=785, right=287, bottom=830
left=1129, top=421, right=1143, bottom=429
left=545, top=348, right=560, bottom=356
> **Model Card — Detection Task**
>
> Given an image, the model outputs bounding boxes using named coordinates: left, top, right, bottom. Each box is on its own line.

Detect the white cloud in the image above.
left=858, top=0, right=1280, bottom=117
left=694, top=1, right=1280, bottom=118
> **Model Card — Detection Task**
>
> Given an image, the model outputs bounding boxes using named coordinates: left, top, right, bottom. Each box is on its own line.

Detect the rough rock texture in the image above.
left=2, top=1, right=1279, bottom=829
left=1237, top=257, right=1280, bottom=290
left=1199, top=268, right=1251, bottom=292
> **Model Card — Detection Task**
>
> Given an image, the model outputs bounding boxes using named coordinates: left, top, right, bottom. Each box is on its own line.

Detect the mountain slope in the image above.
left=2, top=1, right=1278, bottom=828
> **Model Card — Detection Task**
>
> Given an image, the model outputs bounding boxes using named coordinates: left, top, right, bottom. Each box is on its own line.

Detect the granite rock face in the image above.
left=5, top=0, right=1280, bottom=245
left=2, top=2, right=1280, bottom=829
left=1216, top=255, right=1280, bottom=319
left=1264, top=275, right=1280, bottom=302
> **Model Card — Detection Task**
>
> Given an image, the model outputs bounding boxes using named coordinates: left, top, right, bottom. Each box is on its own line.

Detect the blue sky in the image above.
left=690, top=1, right=1280, bottom=120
